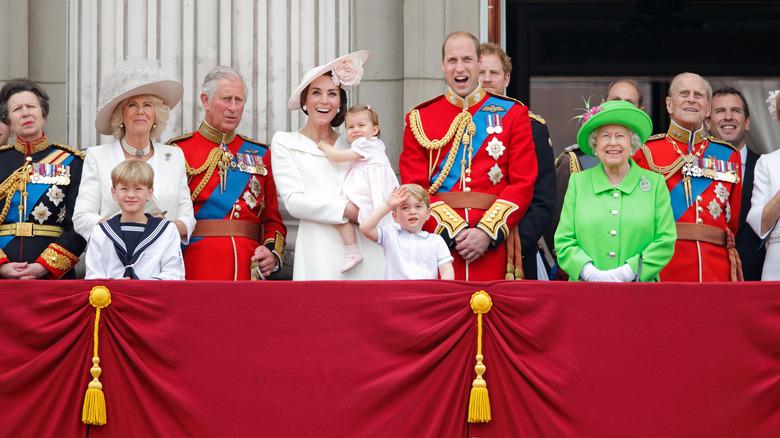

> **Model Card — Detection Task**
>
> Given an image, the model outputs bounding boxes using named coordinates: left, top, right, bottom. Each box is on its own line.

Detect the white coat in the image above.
left=747, top=149, right=780, bottom=280
left=73, top=140, right=195, bottom=242
left=271, top=131, right=384, bottom=280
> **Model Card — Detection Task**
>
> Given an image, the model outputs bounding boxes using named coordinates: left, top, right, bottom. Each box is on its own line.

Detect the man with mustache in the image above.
left=634, top=73, right=742, bottom=281
left=400, top=32, right=538, bottom=280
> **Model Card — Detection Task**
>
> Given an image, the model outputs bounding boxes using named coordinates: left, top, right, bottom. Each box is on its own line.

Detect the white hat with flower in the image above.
left=287, top=50, right=370, bottom=110
left=767, top=90, right=780, bottom=120
left=95, top=58, right=183, bottom=135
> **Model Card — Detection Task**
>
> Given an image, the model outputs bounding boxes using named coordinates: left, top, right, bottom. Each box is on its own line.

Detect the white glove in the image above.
left=580, top=262, right=607, bottom=282
left=581, top=262, right=635, bottom=282
left=608, top=263, right=636, bottom=282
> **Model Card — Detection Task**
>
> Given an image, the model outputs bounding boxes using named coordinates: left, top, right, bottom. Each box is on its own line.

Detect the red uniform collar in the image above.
left=198, top=121, right=237, bottom=145
left=14, top=133, right=49, bottom=154
left=667, top=120, right=706, bottom=145
left=444, top=86, right=486, bottom=110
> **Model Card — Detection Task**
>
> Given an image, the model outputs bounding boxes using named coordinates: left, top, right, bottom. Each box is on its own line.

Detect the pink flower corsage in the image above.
left=581, top=106, right=603, bottom=124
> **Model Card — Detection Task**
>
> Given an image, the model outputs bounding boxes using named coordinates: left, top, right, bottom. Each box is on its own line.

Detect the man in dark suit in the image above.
left=705, top=87, right=765, bottom=280
left=479, top=42, right=556, bottom=279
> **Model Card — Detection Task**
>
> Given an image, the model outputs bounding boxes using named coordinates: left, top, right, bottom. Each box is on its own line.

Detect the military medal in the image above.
left=485, top=115, right=495, bottom=135
left=494, top=114, right=503, bottom=134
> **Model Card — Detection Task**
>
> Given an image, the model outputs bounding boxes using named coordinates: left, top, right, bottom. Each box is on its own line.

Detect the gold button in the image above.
left=234, top=212, right=240, bottom=219
left=452, top=218, right=459, bottom=222
left=465, top=187, right=471, bottom=192
left=697, top=206, right=703, bottom=212
left=486, top=218, right=493, bottom=222
left=696, top=218, right=703, bottom=224
left=235, top=205, right=242, bottom=211
left=696, top=195, right=703, bottom=202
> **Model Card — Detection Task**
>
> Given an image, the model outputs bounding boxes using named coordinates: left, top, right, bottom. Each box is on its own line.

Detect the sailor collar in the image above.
left=14, top=134, right=49, bottom=154
left=667, top=120, right=706, bottom=145
left=198, top=120, right=237, bottom=145
left=445, top=86, right=485, bottom=110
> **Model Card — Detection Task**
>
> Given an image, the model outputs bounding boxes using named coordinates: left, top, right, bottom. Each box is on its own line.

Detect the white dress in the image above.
left=747, top=150, right=780, bottom=280
left=72, top=140, right=195, bottom=243
left=340, top=136, right=399, bottom=226
left=271, top=131, right=385, bottom=280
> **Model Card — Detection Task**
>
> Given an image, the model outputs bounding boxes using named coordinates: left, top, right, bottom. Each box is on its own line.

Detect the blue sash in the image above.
left=194, top=140, right=259, bottom=221
left=0, top=154, right=75, bottom=250
left=669, top=141, right=735, bottom=221
left=431, top=97, right=514, bottom=192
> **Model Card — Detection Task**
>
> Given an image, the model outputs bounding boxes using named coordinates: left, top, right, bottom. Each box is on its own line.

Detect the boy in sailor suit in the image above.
left=85, top=159, right=184, bottom=280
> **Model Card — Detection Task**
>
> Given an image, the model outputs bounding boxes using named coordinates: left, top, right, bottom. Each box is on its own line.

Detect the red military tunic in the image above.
left=401, top=87, right=537, bottom=280
left=633, top=121, right=741, bottom=282
left=168, top=122, right=286, bottom=280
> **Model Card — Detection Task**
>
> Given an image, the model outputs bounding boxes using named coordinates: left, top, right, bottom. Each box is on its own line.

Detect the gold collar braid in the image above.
left=409, top=109, right=475, bottom=194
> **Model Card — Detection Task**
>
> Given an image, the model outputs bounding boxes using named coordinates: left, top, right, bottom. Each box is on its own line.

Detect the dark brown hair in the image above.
left=0, top=78, right=50, bottom=126
left=298, top=71, right=348, bottom=127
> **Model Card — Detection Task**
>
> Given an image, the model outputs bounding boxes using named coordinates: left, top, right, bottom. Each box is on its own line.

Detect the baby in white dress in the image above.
left=318, top=104, right=399, bottom=272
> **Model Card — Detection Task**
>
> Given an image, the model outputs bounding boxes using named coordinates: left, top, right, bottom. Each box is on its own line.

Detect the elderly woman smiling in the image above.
left=554, top=100, right=676, bottom=282
left=73, top=59, right=194, bottom=243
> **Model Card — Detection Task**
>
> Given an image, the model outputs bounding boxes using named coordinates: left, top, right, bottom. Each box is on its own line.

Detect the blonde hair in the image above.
left=400, top=184, right=430, bottom=209
left=111, top=158, right=154, bottom=188
left=345, top=104, right=380, bottom=137
left=109, top=94, right=170, bottom=140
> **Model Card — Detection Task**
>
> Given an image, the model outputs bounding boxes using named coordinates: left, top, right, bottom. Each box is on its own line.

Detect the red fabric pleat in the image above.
left=1, top=280, right=780, bottom=437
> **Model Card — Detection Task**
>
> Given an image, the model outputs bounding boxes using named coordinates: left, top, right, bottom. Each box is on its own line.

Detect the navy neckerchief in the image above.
left=99, top=214, right=170, bottom=279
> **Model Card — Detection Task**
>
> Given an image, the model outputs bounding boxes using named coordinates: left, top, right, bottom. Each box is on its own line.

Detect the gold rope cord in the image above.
left=408, top=109, right=473, bottom=194
left=0, top=162, right=33, bottom=223
left=639, top=145, right=686, bottom=181
left=185, top=147, right=223, bottom=201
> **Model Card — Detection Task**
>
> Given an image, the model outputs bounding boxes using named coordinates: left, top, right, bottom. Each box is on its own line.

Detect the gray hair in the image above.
left=109, top=95, right=170, bottom=140
left=201, top=66, right=245, bottom=100
left=588, top=128, right=643, bottom=156
left=668, top=72, right=712, bottom=102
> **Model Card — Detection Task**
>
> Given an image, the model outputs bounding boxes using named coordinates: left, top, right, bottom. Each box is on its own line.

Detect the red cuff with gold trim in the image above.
left=36, top=243, right=79, bottom=279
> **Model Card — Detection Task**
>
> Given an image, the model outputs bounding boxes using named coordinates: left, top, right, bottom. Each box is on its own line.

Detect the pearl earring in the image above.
left=302, top=105, right=307, bottom=111
left=120, top=123, right=124, bottom=128
left=337, top=108, right=340, bottom=113
left=153, top=124, right=157, bottom=128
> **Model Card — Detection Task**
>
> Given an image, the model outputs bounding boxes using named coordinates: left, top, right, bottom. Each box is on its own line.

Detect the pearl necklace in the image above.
left=121, top=138, right=152, bottom=157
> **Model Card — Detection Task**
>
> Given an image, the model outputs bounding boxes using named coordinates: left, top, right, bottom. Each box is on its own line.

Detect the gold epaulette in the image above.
left=485, top=92, right=526, bottom=107
left=707, top=136, right=738, bottom=152
left=237, top=134, right=269, bottom=149
left=646, top=133, right=666, bottom=141
left=528, top=111, right=546, bottom=125
left=166, top=132, right=195, bottom=146
left=408, top=95, right=443, bottom=113
left=51, top=143, right=85, bottom=159
left=0, top=144, right=12, bottom=151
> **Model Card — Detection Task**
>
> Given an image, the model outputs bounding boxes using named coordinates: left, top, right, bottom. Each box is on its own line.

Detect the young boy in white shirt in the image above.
left=359, top=184, right=454, bottom=280
left=85, top=159, right=184, bottom=280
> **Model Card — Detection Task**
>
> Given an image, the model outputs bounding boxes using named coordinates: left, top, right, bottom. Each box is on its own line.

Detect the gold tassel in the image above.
left=468, top=291, right=493, bottom=423
left=82, top=286, right=112, bottom=426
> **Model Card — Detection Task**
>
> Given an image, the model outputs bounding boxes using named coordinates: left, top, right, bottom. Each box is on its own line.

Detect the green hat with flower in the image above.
left=576, top=100, right=652, bottom=157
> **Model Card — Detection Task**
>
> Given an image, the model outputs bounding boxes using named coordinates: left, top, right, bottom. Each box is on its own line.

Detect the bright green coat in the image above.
left=554, top=159, right=676, bottom=281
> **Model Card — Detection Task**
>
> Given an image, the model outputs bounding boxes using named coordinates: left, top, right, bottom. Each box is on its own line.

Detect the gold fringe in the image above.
left=468, top=291, right=493, bottom=423
left=82, top=286, right=112, bottom=426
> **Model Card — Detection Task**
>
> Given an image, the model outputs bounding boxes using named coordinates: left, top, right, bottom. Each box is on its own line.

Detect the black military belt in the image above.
left=0, top=223, right=64, bottom=238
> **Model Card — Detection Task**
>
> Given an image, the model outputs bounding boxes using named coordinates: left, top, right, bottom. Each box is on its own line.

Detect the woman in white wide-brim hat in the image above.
left=271, top=51, right=385, bottom=280
left=73, top=58, right=195, bottom=243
